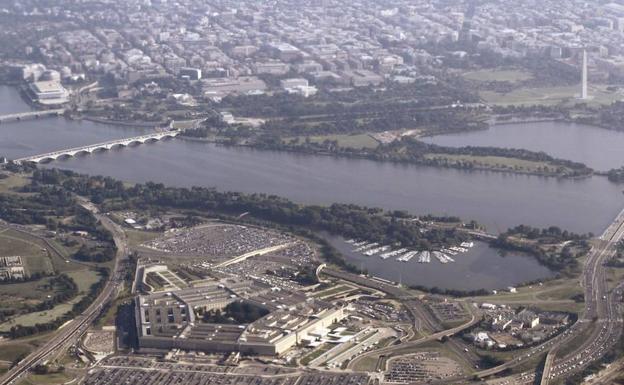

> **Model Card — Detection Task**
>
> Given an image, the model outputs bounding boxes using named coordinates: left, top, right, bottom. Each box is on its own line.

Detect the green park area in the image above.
left=0, top=269, right=100, bottom=332
left=291, top=134, right=380, bottom=149
left=423, top=154, right=562, bottom=174
left=462, top=69, right=534, bottom=83
left=480, top=84, right=623, bottom=106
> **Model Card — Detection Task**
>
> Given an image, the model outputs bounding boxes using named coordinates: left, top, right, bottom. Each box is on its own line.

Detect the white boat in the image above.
left=460, top=242, right=475, bottom=248
left=355, top=242, right=378, bottom=252
left=433, top=251, right=455, bottom=264
left=364, top=245, right=389, bottom=256
left=380, top=248, right=408, bottom=259
left=397, top=251, right=418, bottom=262
left=418, top=251, right=431, bottom=263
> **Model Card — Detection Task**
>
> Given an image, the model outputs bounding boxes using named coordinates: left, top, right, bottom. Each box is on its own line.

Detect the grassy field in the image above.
left=0, top=331, right=54, bottom=364
left=312, top=284, right=355, bottom=299
left=423, top=153, right=558, bottom=174
left=463, top=69, right=533, bottom=83
left=0, top=303, right=76, bottom=332
left=0, top=269, right=101, bottom=332
left=481, top=84, right=623, bottom=106
left=0, top=278, right=58, bottom=307
left=18, top=371, right=75, bottom=385
left=66, top=269, right=101, bottom=292
left=0, top=230, right=52, bottom=275
left=125, top=229, right=160, bottom=247
left=0, top=174, right=29, bottom=194
left=469, top=276, right=584, bottom=314
left=291, top=134, right=379, bottom=149
left=300, top=343, right=332, bottom=366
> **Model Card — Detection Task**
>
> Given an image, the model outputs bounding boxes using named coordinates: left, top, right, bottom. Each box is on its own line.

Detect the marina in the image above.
left=325, top=234, right=555, bottom=291
left=348, top=240, right=476, bottom=265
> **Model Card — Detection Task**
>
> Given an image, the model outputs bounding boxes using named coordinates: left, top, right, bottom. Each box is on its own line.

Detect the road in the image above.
left=328, top=206, right=624, bottom=384
left=0, top=200, right=128, bottom=385
left=480, top=207, right=624, bottom=384
left=320, top=269, right=481, bottom=371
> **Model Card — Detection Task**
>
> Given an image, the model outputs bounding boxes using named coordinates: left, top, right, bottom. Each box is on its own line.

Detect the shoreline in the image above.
left=178, top=134, right=595, bottom=180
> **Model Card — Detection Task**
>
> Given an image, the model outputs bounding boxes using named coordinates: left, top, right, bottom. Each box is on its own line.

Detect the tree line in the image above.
left=30, top=169, right=471, bottom=252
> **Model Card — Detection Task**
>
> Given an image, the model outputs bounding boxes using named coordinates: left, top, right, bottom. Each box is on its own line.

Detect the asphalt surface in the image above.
left=0, top=200, right=128, bottom=385
left=483, top=208, right=624, bottom=385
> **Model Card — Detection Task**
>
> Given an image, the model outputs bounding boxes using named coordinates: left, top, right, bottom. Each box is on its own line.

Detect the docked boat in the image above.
left=364, top=245, right=390, bottom=256
left=355, top=242, right=378, bottom=252
left=397, top=251, right=418, bottom=262
left=433, top=251, right=455, bottom=264
left=380, top=248, right=408, bottom=259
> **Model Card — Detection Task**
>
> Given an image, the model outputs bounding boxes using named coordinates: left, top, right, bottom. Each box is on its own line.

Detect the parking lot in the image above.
left=141, top=224, right=293, bottom=261
left=384, top=352, right=463, bottom=383
left=86, top=356, right=370, bottom=385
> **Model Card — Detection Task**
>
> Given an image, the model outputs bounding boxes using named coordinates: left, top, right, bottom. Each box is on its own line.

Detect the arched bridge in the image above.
left=15, top=130, right=180, bottom=164
left=0, top=109, right=65, bottom=123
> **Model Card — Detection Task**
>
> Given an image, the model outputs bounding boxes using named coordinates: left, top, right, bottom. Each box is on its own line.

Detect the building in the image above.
left=0, top=256, right=25, bottom=280
left=280, top=78, right=309, bottom=89
left=516, top=309, right=540, bottom=329
left=202, top=77, right=267, bottom=100
left=28, top=80, right=69, bottom=105
left=135, top=279, right=346, bottom=356
left=280, top=78, right=318, bottom=97
left=253, top=61, right=290, bottom=75
left=179, top=67, right=202, bottom=80
left=343, top=70, right=384, bottom=87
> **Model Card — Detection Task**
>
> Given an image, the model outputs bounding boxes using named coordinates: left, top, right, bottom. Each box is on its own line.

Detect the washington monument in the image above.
left=581, top=49, right=588, bottom=99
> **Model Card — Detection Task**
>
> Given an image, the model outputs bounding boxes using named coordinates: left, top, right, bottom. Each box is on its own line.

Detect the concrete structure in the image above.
left=0, top=109, right=65, bottom=123
left=202, top=77, right=267, bottom=100
left=28, top=81, right=69, bottom=105
left=0, top=256, right=25, bottom=280
left=15, top=130, right=179, bottom=164
left=581, top=50, right=588, bottom=100
left=179, top=67, right=202, bottom=80
left=135, top=279, right=347, bottom=356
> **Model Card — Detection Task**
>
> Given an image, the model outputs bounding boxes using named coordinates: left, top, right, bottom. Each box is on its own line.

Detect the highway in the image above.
left=0, top=200, right=128, bottom=385
left=328, top=206, right=624, bottom=384
left=319, top=268, right=481, bottom=370
left=1, top=201, right=622, bottom=385
left=482, top=207, right=624, bottom=384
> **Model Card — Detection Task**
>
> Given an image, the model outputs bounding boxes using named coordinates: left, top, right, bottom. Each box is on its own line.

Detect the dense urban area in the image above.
left=2, top=1, right=624, bottom=385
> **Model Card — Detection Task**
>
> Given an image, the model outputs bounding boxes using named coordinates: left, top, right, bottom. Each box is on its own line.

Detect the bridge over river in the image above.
left=0, top=109, right=65, bottom=123
left=15, top=130, right=180, bottom=164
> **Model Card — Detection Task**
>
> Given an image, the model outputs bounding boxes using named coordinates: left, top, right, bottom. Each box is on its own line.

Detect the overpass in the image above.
left=213, top=242, right=295, bottom=268
left=14, top=130, right=180, bottom=164
left=539, top=349, right=557, bottom=385
left=0, top=109, right=65, bottom=123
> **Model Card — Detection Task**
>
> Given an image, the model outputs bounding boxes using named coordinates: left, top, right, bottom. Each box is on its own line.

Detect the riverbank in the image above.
left=179, top=130, right=594, bottom=179
left=79, top=116, right=166, bottom=128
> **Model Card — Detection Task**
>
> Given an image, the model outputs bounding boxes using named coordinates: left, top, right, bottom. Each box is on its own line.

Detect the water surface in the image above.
left=423, top=121, right=624, bottom=171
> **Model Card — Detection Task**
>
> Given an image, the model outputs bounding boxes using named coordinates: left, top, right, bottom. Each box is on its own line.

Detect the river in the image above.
left=3, top=85, right=624, bottom=289
left=0, top=86, right=32, bottom=115
left=423, top=120, right=624, bottom=171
